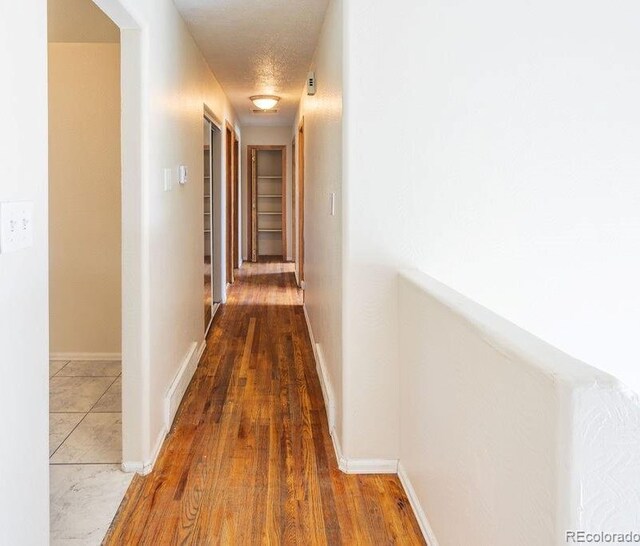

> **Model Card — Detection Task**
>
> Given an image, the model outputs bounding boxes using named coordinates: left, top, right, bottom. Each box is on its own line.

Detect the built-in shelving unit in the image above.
left=251, top=147, right=286, bottom=260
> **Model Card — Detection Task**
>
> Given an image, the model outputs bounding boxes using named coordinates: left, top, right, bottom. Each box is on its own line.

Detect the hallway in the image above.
left=105, top=261, right=424, bottom=545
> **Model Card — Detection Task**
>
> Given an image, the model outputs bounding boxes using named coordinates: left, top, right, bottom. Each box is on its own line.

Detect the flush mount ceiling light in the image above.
left=250, top=95, right=280, bottom=111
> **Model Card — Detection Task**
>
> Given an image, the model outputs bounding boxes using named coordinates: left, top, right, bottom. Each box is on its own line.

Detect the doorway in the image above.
left=234, top=134, right=240, bottom=269
left=297, top=121, right=305, bottom=285
left=47, top=0, right=139, bottom=541
left=204, top=115, right=223, bottom=334
left=225, top=122, right=236, bottom=284
left=248, top=145, right=287, bottom=261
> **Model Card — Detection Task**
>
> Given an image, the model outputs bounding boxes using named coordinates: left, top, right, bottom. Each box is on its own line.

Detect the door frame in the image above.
left=291, top=135, right=297, bottom=280
left=80, top=0, right=145, bottom=472
left=204, top=107, right=225, bottom=306
left=203, top=108, right=224, bottom=335
left=247, top=145, right=287, bottom=261
left=297, top=120, right=305, bottom=286
left=233, top=133, right=240, bottom=269
left=225, top=122, right=235, bottom=284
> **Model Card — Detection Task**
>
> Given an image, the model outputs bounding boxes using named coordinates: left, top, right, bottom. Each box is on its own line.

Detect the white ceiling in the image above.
left=173, top=0, right=329, bottom=127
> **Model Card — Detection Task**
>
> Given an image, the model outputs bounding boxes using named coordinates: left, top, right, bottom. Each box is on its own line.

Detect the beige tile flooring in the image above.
left=49, top=360, right=132, bottom=546
left=50, top=360, right=122, bottom=458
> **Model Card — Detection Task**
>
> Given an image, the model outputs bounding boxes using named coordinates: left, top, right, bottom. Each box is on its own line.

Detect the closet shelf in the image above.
left=258, top=194, right=281, bottom=198
left=258, top=229, right=282, bottom=233
left=258, top=176, right=282, bottom=179
left=258, top=212, right=281, bottom=215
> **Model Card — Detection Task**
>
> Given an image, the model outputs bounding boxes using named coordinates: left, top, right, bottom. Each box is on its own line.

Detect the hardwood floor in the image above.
left=105, top=261, right=425, bottom=545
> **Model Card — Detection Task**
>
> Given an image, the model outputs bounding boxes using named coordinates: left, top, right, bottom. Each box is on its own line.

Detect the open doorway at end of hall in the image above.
left=247, top=145, right=287, bottom=262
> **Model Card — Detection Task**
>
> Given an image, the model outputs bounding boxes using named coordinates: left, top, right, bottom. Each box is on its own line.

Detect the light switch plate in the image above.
left=0, top=201, right=34, bottom=253
left=178, top=165, right=188, bottom=185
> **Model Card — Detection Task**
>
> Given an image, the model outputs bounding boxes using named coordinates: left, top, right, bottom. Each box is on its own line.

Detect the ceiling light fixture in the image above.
left=250, top=95, right=280, bottom=110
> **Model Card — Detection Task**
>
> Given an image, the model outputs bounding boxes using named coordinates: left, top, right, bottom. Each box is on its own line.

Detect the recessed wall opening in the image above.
left=203, top=115, right=223, bottom=334
left=248, top=145, right=287, bottom=261
left=47, top=0, right=143, bottom=541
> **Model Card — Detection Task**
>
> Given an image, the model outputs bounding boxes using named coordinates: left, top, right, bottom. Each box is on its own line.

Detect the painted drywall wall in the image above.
left=240, top=125, right=293, bottom=261
left=48, top=42, right=122, bottom=356
left=90, top=0, right=240, bottom=468
left=398, top=270, right=640, bottom=545
left=343, top=0, right=640, bottom=459
left=0, top=1, right=50, bottom=544
left=48, top=0, right=120, bottom=43
left=293, top=0, right=343, bottom=442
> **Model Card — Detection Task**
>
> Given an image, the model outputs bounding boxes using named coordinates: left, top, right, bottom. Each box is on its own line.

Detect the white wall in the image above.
left=90, top=0, right=240, bottom=469
left=240, top=125, right=293, bottom=261
left=343, top=0, right=640, bottom=460
left=48, top=42, right=121, bottom=356
left=398, top=270, right=640, bottom=545
left=0, top=1, right=50, bottom=544
left=294, top=0, right=343, bottom=442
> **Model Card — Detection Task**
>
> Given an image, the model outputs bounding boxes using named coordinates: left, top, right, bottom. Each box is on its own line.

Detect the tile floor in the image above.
left=49, top=360, right=133, bottom=546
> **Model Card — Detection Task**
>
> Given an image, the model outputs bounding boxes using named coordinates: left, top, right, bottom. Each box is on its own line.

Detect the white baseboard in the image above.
left=302, top=304, right=397, bottom=475
left=122, top=340, right=205, bottom=476
left=329, top=423, right=398, bottom=474
left=50, top=352, right=122, bottom=361
left=303, top=305, right=336, bottom=432
left=342, top=457, right=399, bottom=474
left=398, top=462, right=440, bottom=546
left=122, top=424, right=167, bottom=476
left=164, top=340, right=206, bottom=430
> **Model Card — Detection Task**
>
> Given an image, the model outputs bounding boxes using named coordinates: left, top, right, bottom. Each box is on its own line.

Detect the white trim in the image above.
left=302, top=304, right=397, bottom=475
left=328, top=413, right=398, bottom=474
left=122, top=339, right=205, bottom=475
left=341, top=457, right=398, bottom=474
left=303, top=304, right=335, bottom=432
left=315, top=344, right=336, bottom=432
left=205, top=303, right=220, bottom=337
left=398, top=461, right=440, bottom=546
left=164, top=340, right=206, bottom=430
left=122, top=424, right=167, bottom=475
left=49, top=352, right=122, bottom=361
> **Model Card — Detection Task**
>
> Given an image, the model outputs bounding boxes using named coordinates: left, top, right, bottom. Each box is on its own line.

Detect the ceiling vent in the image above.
left=251, top=109, right=278, bottom=114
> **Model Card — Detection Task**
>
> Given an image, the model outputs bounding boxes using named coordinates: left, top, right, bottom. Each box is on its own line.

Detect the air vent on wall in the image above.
left=251, top=109, right=278, bottom=114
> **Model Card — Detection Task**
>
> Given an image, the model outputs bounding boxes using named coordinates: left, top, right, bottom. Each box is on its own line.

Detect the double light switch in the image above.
left=0, top=201, right=34, bottom=254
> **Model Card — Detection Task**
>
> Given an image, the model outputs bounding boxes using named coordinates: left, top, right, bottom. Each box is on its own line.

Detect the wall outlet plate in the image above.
left=0, top=201, right=34, bottom=253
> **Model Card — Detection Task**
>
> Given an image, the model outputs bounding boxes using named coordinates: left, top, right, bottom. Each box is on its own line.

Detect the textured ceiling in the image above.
left=173, top=0, right=329, bottom=127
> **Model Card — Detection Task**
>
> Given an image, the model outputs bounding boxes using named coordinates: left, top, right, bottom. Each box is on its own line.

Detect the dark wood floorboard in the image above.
left=104, top=261, right=426, bottom=545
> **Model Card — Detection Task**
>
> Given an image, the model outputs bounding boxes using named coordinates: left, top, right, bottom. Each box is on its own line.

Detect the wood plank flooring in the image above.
left=105, top=260, right=425, bottom=545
